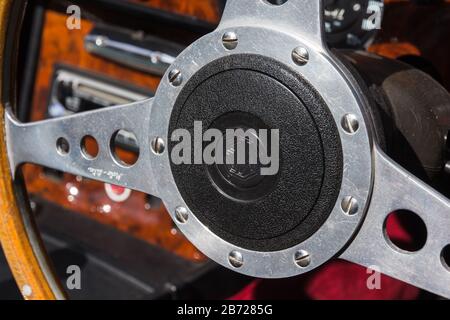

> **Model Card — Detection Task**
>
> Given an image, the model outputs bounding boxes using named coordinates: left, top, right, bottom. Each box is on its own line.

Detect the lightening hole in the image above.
left=384, top=210, right=427, bottom=253
left=264, top=0, right=288, bottom=5
left=111, top=130, right=140, bottom=167
left=81, top=135, right=99, bottom=160
left=56, top=137, right=70, bottom=156
left=441, top=245, right=450, bottom=271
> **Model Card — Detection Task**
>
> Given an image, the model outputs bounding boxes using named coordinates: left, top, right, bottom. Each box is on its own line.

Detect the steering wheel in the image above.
left=1, top=0, right=450, bottom=300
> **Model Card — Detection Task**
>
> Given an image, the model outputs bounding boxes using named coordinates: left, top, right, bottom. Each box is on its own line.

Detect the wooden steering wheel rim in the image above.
left=0, top=0, right=65, bottom=300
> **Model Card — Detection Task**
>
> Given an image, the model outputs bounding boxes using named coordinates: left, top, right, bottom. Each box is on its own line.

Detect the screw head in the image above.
left=294, top=250, right=311, bottom=268
left=229, top=251, right=244, bottom=268
left=175, top=206, right=189, bottom=224
left=341, top=114, right=360, bottom=134
left=222, top=31, right=238, bottom=50
left=151, top=137, right=165, bottom=155
left=341, top=196, right=359, bottom=215
left=292, top=47, right=309, bottom=66
left=168, top=69, right=183, bottom=86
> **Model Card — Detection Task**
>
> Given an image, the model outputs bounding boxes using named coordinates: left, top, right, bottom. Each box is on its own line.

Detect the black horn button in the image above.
left=207, top=111, right=278, bottom=202
left=169, top=54, right=343, bottom=252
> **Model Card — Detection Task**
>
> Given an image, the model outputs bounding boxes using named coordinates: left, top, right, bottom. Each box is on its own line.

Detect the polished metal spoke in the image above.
left=341, top=146, right=450, bottom=298
left=218, top=0, right=325, bottom=48
left=5, top=98, right=161, bottom=197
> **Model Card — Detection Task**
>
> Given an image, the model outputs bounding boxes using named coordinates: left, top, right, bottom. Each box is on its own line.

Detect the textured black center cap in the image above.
left=169, top=55, right=343, bottom=251
left=208, top=111, right=278, bottom=201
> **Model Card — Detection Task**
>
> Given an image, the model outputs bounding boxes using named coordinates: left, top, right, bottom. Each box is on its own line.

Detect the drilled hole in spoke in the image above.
left=442, top=245, right=450, bottom=271
left=56, top=137, right=70, bottom=156
left=384, top=210, right=427, bottom=252
left=264, top=0, right=288, bottom=5
left=111, top=130, right=140, bottom=167
left=81, top=135, right=99, bottom=160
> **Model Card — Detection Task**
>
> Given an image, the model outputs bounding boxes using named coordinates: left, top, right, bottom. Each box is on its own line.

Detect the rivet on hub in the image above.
left=222, top=31, right=238, bottom=50
left=151, top=137, right=165, bottom=155
left=168, top=69, right=183, bottom=86
left=341, top=196, right=359, bottom=215
left=292, top=46, right=309, bottom=66
left=341, top=114, right=360, bottom=134
left=229, top=251, right=244, bottom=268
left=294, top=250, right=311, bottom=268
left=175, top=206, right=189, bottom=224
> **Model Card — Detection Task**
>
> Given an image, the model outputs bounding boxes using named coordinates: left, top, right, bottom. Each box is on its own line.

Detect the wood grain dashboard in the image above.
left=21, top=0, right=450, bottom=264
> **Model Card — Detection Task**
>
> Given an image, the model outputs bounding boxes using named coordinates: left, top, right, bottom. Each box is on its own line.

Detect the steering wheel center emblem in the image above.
left=217, top=132, right=266, bottom=189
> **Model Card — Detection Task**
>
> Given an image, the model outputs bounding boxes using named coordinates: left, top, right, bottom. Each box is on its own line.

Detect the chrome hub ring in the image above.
left=148, top=24, right=372, bottom=278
